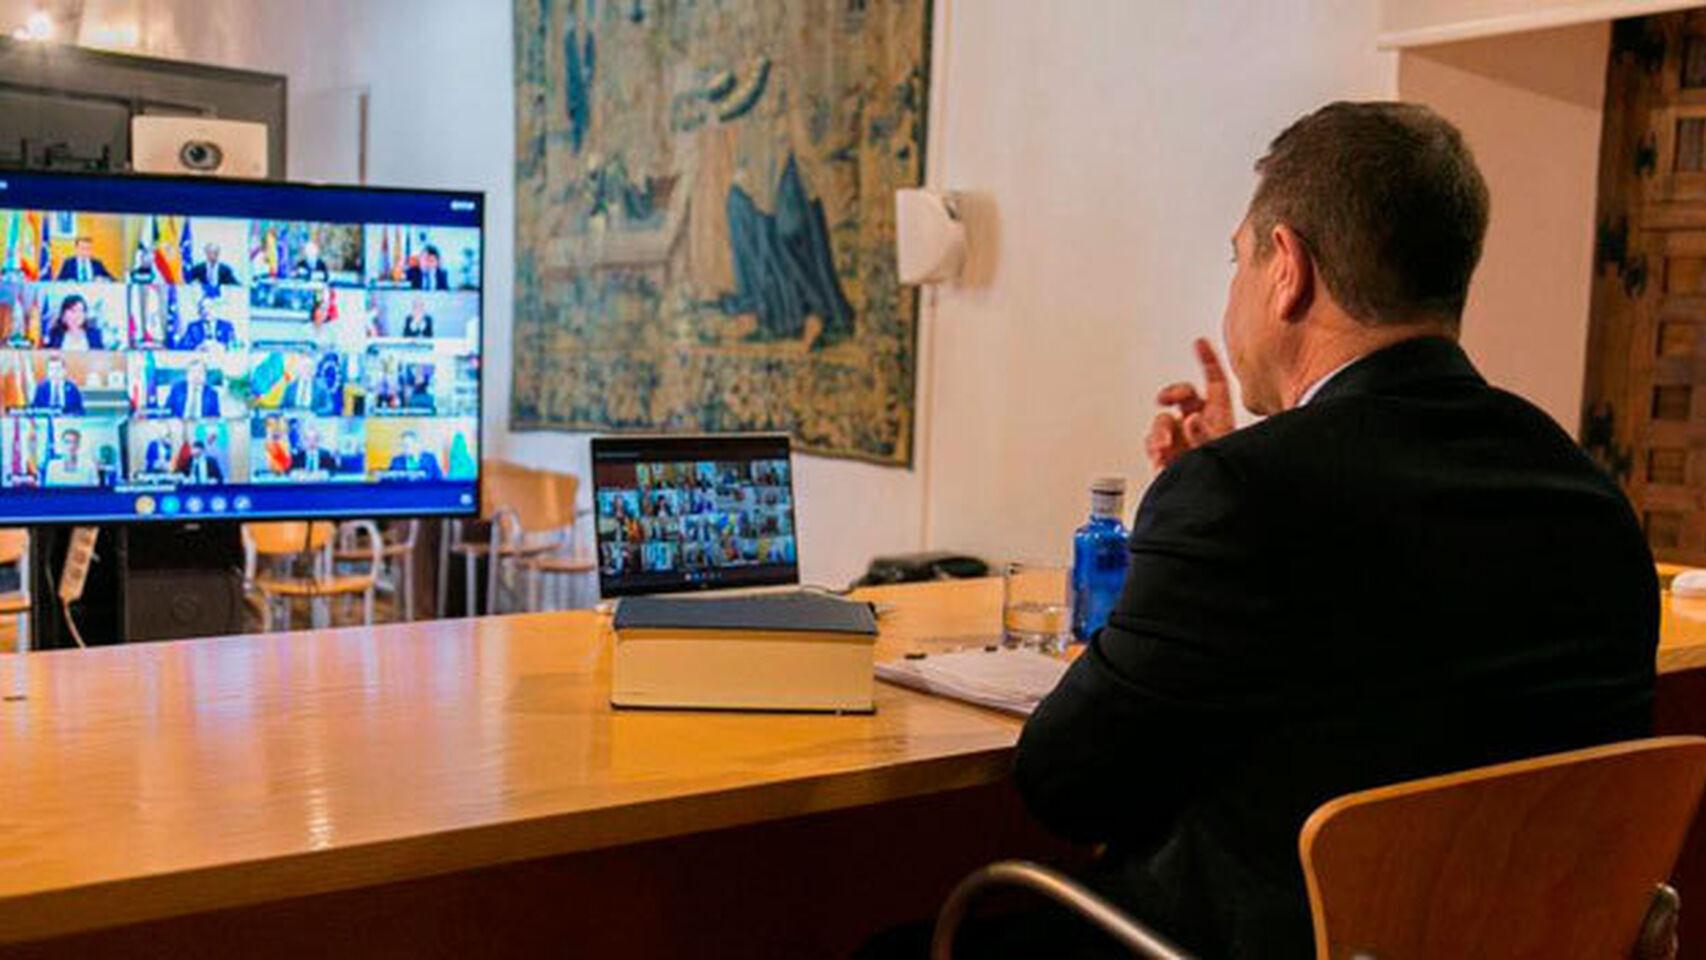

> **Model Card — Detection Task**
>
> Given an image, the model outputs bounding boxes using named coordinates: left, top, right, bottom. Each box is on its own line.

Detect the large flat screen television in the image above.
left=0, top=171, right=482, bottom=524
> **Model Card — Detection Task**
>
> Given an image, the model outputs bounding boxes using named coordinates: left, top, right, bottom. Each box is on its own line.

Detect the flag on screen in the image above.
left=38, top=212, right=51, bottom=280
left=0, top=211, right=14, bottom=274
left=179, top=218, right=194, bottom=282
left=261, top=227, right=277, bottom=277
left=17, top=213, right=40, bottom=281
left=2, top=356, right=21, bottom=411
left=41, top=417, right=54, bottom=483
left=127, top=354, right=142, bottom=412
left=152, top=216, right=182, bottom=284
left=250, top=351, right=288, bottom=407
left=24, top=292, right=41, bottom=347
left=378, top=228, right=391, bottom=280
left=164, top=285, right=181, bottom=347
left=448, top=432, right=475, bottom=480
left=276, top=230, right=292, bottom=279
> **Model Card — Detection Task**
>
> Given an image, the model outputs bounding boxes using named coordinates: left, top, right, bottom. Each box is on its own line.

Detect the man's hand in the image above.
left=1146, top=337, right=1236, bottom=471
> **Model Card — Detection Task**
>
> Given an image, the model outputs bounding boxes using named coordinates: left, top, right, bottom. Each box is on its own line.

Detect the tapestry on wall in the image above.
left=510, top=0, right=929, bottom=466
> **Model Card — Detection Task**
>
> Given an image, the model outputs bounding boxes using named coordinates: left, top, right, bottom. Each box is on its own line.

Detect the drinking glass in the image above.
left=1002, top=562, right=1071, bottom=652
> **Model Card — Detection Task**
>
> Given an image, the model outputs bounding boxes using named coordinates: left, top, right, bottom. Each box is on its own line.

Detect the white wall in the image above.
left=922, top=0, right=1396, bottom=567
left=1399, top=23, right=1610, bottom=433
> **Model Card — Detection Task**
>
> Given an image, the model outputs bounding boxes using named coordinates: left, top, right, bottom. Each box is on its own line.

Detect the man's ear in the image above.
left=1268, top=223, right=1315, bottom=323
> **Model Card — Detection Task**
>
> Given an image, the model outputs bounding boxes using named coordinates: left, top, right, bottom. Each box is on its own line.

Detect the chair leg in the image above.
left=280, top=597, right=291, bottom=632
left=402, top=553, right=416, bottom=622
left=437, top=520, right=452, bottom=620
left=15, top=611, right=27, bottom=653
left=465, top=551, right=477, bottom=619
left=363, top=588, right=375, bottom=627
left=527, top=567, right=542, bottom=612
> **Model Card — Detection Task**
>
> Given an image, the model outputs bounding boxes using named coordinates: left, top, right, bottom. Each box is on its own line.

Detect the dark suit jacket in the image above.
left=31, top=380, right=83, bottom=415
left=291, top=448, right=338, bottom=473
left=44, top=326, right=105, bottom=350
left=186, top=262, right=241, bottom=287
left=178, top=456, right=223, bottom=484
left=402, top=313, right=434, bottom=337
left=55, top=256, right=113, bottom=281
left=166, top=383, right=221, bottom=419
left=406, top=265, right=449, bottom=290
left=1014, top=337, right=1657, bottom=960
left=174, top=319, right=236, bottom=352
left=387, top=453, right=442, bottom=479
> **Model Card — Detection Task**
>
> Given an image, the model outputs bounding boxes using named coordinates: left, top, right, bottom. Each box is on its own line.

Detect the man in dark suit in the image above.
left=55, top=237, right=114, bottom=282
left=289, top=425, right=339, bottom=475
left=31, top=356, right=84, bottom=415
left=177, top=441, right=224, bottom=484
left=401, top=297, right=435, bottom=338
left=166, top=359, right=221, bottom=419
left=386, top=430, right=442, bottom=479
left=406, top=245, right=449, bottom=291
left=294, top=241, right=331, bottom=282
left=175, top=300, right=238, bottom=352
left=1003, top=103, right=1659, bottom=960
left=185, top=243, right=241, bottom=293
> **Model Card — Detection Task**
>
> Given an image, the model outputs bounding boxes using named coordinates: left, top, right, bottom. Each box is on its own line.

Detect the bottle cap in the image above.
left=1090, top=476, right=1126, bottom=495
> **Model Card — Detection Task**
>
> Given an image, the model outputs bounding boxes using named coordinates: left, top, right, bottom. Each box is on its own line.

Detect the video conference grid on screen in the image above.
left=593, top=438, right=799, bottom=596
left=0, top=172, right=482, bottom=523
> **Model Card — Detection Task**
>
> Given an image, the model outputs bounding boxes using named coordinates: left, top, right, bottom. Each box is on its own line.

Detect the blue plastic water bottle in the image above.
left=1071, top=476, right=1129, bottom=642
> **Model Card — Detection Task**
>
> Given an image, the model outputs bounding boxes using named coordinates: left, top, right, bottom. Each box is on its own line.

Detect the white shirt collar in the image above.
left=1295, top=358, right=1359, bottom=408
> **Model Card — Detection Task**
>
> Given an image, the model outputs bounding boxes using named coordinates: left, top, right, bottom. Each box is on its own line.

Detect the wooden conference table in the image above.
left=0, top=579, right=1071, bottom=958
left=8, top=577, right=1706, bottom=957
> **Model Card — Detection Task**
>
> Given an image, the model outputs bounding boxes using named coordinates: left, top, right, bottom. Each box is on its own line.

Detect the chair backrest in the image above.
left=481, top=459, right=577, bottom=536
left=1301, top=736, right=1706, bottom=960
left=244, top=522, right=335, bottom=556
left=0, top=528, right=27, bottom=567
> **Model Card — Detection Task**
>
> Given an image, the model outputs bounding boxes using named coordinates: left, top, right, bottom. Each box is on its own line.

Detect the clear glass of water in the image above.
left=1003, top=562, right=1071, bottom=652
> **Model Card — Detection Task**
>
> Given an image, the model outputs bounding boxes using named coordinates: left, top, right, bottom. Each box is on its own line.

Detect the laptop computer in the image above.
left=590, top=434, right=801, bottom=598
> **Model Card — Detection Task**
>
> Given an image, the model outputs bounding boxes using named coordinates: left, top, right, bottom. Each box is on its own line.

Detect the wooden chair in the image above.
left=931, top=737, right=1706, bottom=960
left=515, top=469, right=596, bottom=610
left=0, top=529, right=30, bottom=652
left=439, top=461, right=586, bottom=616
left=1301, top=736, right=1706, bottom=959
left=335, top=519, right=419, bottom=621
left=244, top=521, right=382, bottom=631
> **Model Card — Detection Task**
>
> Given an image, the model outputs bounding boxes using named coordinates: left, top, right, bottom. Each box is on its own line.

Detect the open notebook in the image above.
left=875, top=647, right=1070, bottom=716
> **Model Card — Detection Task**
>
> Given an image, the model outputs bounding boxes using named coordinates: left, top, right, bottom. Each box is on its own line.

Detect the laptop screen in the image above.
left=591, top=434, right=799, bottom=597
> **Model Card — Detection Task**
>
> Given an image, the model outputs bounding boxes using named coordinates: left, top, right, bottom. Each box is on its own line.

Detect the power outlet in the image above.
left=58, top=526, right=98, bottom=603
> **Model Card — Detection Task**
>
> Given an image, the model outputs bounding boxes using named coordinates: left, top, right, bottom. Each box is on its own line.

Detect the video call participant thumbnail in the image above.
left=252, top=415, right=362, bottom=480
left=135, top=420, right=187, bottom=480
left=384, top=429, right=441, bottom=479
left=185, top=243, right=242, bottom=294
left=29, top=417, right=123, bottom=488
left=32, top=355, right=84, bottom=415
left=173, top=297, right=239, bottom=352
left=167, top=358, right=222, bottom=419
left=45, top=293, right=108, bottom=350
left=42, top=427, right=97, bottom=486
left=55, top=237, right=114, bottom=282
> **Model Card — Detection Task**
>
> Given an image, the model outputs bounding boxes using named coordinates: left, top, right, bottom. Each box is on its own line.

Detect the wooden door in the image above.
left=1584, top=11, right=1706, bottom=565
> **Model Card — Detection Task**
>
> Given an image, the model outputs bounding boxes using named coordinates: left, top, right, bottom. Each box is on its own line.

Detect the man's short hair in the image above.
left=1248, top=101, right=1490, bottom=325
